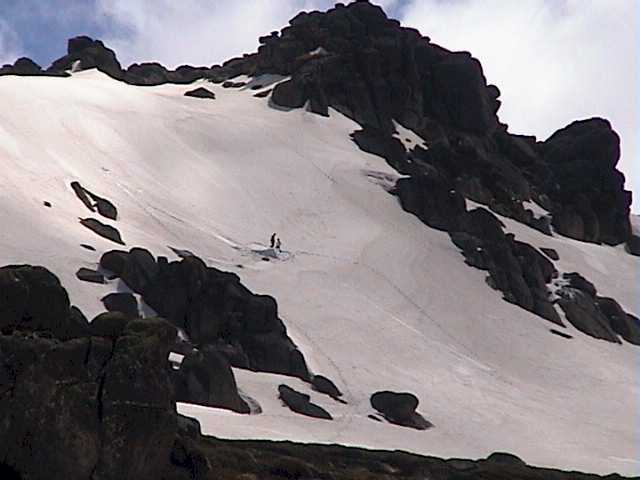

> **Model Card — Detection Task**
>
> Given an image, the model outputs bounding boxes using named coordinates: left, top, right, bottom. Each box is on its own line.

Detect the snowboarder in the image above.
left=270, top=233, right=277, bottom=248
left=275, top=238, right=281, bottom=252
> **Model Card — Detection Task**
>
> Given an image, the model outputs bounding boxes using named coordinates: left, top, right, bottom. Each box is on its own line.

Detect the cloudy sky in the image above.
left=1, top=0, right=638, bottom=208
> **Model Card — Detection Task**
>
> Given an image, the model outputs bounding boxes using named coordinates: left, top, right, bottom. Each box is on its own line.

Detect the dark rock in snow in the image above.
left=43, top=200, right=52, bottom=207
left=370, top=390, right=431, bottom=430
left=540, top=247, right=559, bottom=261
left=556, top=289, right=620, bottom=344
left=80, top=243, right=96, bottom=251
left=253, top=88, right=272, bottom=98
left=311, top=374, right=342, bottom=399
left=595, top=297, right=640, bottom=345
left=101, top=292, right=138, bottom=317
left=71, top=181, right=118, bottom=220
left=184, top=87, right=216, bottom=99
left=175, top=347, right=250, bottom=414
left=278, top=384, right=332, bottom=420
left=550, top=328, right=573, bottom=339
left=76, top=267, right=105, bottom=284
left=80, top=218, right=124, bottom=245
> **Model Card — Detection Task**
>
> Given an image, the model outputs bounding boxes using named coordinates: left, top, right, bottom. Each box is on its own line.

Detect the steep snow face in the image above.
left=0, top=70, right=638, bottom=476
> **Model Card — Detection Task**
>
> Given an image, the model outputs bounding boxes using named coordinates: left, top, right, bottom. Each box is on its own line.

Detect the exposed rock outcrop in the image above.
left=100, top=248, right=310, bottom=380
left=278, top=384, right=332, bottom=420
left=370, top=390, right=431, bottom=430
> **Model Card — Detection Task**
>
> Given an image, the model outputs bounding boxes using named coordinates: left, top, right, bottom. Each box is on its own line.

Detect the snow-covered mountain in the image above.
left=0, top=2, right=638, bottom=479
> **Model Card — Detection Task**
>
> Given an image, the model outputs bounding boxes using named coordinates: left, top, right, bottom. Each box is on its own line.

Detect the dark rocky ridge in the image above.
left=100, top=248, right=311, bottom=380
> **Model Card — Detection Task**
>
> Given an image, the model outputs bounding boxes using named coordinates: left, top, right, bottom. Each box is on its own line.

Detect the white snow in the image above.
left=0, top=70, right=638, bottom=476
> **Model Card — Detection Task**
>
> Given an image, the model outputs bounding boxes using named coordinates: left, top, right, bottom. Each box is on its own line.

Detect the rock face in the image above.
left=555, top=272, right=640, bottom=345
left=48, top=36, right=124, bottom=79
left=0, top=265, right=179, bottom=479
left=100, top=248, right=310, bottom=380
left=0, top=265, right=89, bottom=339
left=370, top=391, right=432, bottom=430
left=174, top=347, right=250, bottom=414
left=540, top=118, right=630, bottom=245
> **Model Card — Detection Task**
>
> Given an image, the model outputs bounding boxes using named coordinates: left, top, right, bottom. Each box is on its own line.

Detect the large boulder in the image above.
left=175, top=347, right=250, bottom=414
left=278, top=384, right=332, bottom=420
left=370, top=390, right=431, bottom=430
left=539, top=118, right=631, bottom=245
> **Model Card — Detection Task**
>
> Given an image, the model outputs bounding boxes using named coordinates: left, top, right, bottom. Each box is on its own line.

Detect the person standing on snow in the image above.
left=275, top=238, right=281, bottom=252
left=270, top=233, right=277, bottom=249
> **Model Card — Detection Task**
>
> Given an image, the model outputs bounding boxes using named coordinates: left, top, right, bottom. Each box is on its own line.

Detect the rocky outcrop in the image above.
left=0, top=265, right=179, bottom=479
left=47, top=36, right=123, bottom=78
left=278, top=384, right=332, bottom=420
left=174, top=347, right=250, bottom=414
left=555, top=272, right=640, bottom=345
left=100, top=248, right=310, bottom=380
left=311, top=374, right=342, bottom=400
left=539, top=118, right=631, bottom=245
left=370, top=390, right=431, bottom=430
left=0, top=265, right=89, bottom=339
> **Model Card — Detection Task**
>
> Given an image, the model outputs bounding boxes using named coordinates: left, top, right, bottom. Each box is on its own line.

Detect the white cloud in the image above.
left=90, top=0, right=639, bottom=209
left=397, top=0, right=639, bottom=208
left=95, top=0, right=333, bottom=68
left=0, top=19, right=22, bottom=66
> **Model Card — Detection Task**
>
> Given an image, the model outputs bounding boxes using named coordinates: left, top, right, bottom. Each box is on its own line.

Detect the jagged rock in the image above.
left=71, top=181, right=118, bottom=220
left=539, top=118, right=631, bottom=245
left=0, top=265, right=87, bottom=339
left=80, top=218, right=124, bottom=245
left=184, top=87, right=216, bottom=100
left=370, top=390, right=431, bottom=430
left=278, top=384, right=332, bottom=420
left=175, top=347, right=250, bottom=414
left=101, top=292, right=138, bottom=317
left=311, top=375, right=342, bottom=399
left=49, top=36, right=124, bottom=79
left=557, top=289, right=620, bottom=344
left=595, top=297, right=640, bottom=345
left=102, top=249, right=311, bottom=380
left=396, top=173, right=467, bottom=231
left=540, top=247, right=559, bottom=261
left=0, top=267, right=177, bottom=479
left=124, top=62, right=170, bottom=85
left=0, top=57, right=43, bottom=76
left=76, top=267, right=105, bottom=284
left=352, top=128, right=410, bottom=174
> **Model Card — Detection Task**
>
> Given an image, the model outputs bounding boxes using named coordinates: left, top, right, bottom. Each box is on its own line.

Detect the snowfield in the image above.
left=0, top=70, right=638, bottom=476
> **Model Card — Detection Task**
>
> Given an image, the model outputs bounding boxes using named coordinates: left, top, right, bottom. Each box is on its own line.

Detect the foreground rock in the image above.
left=0, top=283, right=178, bottom=478
left=370, top=391, right=432, bottom=430
left=100, top=248, right=310, bottom=380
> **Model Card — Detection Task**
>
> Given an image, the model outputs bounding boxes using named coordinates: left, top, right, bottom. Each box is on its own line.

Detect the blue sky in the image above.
left=0, top=0, right=638, bottom=205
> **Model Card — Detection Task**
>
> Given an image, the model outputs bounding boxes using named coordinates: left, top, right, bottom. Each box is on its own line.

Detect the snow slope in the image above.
left=0, top=70, right=638, bottom=475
